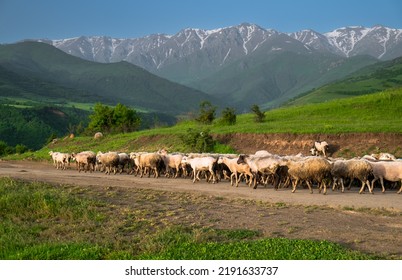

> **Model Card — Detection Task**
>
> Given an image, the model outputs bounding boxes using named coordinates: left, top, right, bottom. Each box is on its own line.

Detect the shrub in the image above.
left=251, top=104, right=265, bottom=123
left=180, top=128, right=215, bottom=152
left=220, top=107, right=237, bottom=125
left=196, top=101, right=216, bottom=125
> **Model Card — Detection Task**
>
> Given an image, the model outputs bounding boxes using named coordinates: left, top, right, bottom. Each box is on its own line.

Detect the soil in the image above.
left=215, top=132, right=402, bottom=157
left=1, top=156, right=401, bottom=259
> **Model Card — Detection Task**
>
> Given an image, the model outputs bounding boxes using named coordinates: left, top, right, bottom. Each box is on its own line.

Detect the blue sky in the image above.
left=1, top=0, right=401, bottom=43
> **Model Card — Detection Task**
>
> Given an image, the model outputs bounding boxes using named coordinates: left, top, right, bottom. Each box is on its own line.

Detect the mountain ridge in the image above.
left=35, top=23, right=402, bottom=72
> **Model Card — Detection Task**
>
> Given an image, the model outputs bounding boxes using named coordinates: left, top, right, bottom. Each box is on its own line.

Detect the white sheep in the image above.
left=368, top=161, right=402, bottom=194
left=310, top=141, right=329, bottom=157
left=49, top=151, right=70, bottom=170
left=237, top=154, right=281, bottom=189
left=181, top=156, right=217, bottom=183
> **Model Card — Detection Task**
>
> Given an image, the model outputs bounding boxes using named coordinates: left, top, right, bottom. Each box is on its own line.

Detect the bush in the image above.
left=251, top=104, right=265, bottom=123
left=220, top=107, right=237, bottom=125
left=180, top=128, right=215, bottom=152
left=196, top=101, right=216, bottom=125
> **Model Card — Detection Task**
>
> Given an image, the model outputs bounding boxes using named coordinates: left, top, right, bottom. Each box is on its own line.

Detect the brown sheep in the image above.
left=331, top=159, right=373, bottom=194
left=96, top=151, right=120, bottom=175
left=137, top=152, right=164, bottom=178
left=283, top=157, right=332, bottom=194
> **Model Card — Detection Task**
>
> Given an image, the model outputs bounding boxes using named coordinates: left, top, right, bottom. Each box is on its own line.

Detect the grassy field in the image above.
left=0, top=178, right=380, bottom=260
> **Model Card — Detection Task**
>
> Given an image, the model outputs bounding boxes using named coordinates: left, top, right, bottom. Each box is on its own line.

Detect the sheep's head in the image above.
left=237, top=154, right=248, bottom=164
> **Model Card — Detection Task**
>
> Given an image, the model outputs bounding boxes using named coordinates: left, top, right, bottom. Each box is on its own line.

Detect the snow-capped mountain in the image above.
left=40, top=23, right=402, bottom=72
left=40, top=23, right=281, bottom=73
left=34, top=23, right=402, bottom=109
left=323, top=25, right=402, bottom=59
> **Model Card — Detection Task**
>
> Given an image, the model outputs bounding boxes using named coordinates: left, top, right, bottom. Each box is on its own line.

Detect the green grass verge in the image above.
left=0, top=178, right=383, bottom=260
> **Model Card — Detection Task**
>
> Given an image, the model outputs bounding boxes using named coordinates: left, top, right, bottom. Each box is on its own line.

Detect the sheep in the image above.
left=94, top=132, right=103, bottom=139
left=158, top=150, right=184, bottom=178
left=115, top=152, right=130, bottom=174
left=136, top=152, right=164, bottom=178
left=181, top=156, right=218, bottom=183
left=370, top=153, right=396, bottom=161
left=217, top=156, right=253, bottom=187
left=310, top=141, right=329, bottom=157
left=368, top=161, right=402, bottom=194
left=71, top=151, right=96, bottom=172
left=281, top=157, right=332, bottom=194
left=49, top=151, right=70, bottom=170
left=331, top=159, right=373, bottom=194
left=237, top=154, right=281, bottom=189
left=96, top=151, right=120, bottom=175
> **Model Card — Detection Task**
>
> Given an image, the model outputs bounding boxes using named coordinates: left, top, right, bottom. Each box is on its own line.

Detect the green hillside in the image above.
left=188, top=45, right=378, bottom=110
left=0, top=42, right=218, bottom=115
left=287, top=56, right=402, bottom=106
left=20, top=87, right=402, bottom=159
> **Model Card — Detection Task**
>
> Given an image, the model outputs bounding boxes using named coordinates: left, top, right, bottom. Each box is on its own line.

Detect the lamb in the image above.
left=282, top=157, right=332, bottom=194
left=218, top=156, right=253, bottom=187
left=96, top=151, right=120, bottom=175
left=181, top=156, right=217, bottom=183
left=331, top=159, right=373, bottom=194
left=310, top=141, right=329, bottom=157
left=368, top=161, right=402, bottom=194
left=71, top=151, right=96, bottom=172
left=237, top=154, right=281, bottom=189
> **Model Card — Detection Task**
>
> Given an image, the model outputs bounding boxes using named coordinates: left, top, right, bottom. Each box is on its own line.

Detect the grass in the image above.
left=0, top=178, right=383, bottom=260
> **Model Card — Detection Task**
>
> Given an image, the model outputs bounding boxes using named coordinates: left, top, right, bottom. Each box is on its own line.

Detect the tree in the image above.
left=220, top=107, right=237, bottom=125
left=112, top=103, right=141, bottom=133
left=196, top=101, right=216, bottom=124
left=88, top=103, right=113, bottom=132
left=87, top=103, right=141, bottom=133
left=251, top=104, right=265, bottom=123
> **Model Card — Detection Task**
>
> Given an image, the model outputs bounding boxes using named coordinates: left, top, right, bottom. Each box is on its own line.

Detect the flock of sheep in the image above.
left=48, top=140, right=402, bottom=194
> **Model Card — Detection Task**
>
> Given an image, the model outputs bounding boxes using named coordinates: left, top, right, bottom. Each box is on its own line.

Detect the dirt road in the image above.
left=1, top=160, right=402, bottom=258
left=0, top=160, right=400, bottom=211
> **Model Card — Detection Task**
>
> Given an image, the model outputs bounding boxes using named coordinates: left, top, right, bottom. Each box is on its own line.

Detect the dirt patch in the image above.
left=215, top=132, right=402, bottom=157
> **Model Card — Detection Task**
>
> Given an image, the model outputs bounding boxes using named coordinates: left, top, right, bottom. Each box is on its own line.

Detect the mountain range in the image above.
left=36, top=23, right=402, bottom=109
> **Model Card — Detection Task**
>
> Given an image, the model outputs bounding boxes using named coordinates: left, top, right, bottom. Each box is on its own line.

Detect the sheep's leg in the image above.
left=359, top=180, right=372, bottom=194
left=306, top=181, right=313, bottom=194
left=318, top=181, right=327, bottom=194
left=194, top=169, right=199, bottom=183
left=291, top=179, right=299, bottom=193
left=397, top=180, right=402, bottom=194
left=209, top=168, right=216, bottom=184
left=230, top=172, right=235, bottom=186
left=380, top=177, right=385, bottom=193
